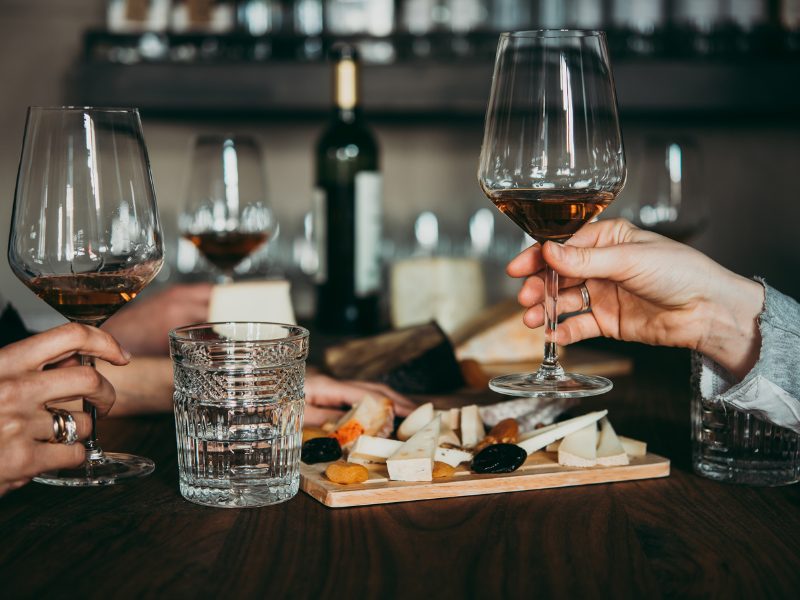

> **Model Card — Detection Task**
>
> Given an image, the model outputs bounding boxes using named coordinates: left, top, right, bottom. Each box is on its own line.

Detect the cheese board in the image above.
left=300, top=449, right=670, bottom=508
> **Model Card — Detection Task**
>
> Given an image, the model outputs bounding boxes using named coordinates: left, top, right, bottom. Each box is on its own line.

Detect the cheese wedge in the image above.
left=397, top=403, right=435, bottom=441
left=558, top=424, right=598, bottom=467
left=348, top=435, right=403, bottom=464
left=387, top=416, right=441, bottom=482
left=516, top=411, right=608, bottom=456
left=209, top=280, right=296, bottom=325
left=619, top=436, right=647, bottom=458
left=435, top=447, right=473, bottom=468
left=460, top=405, right=485, bottom=449
left=332, top=395, right=395, bottom=447
left=438, top=422, right=461, bottom=447
left=596, top=418, right=629, bottom=466
left=435, top=408, right=461, bottom=431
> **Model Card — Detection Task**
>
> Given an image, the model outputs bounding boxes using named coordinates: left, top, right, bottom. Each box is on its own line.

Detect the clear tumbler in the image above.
left=692, top=396, right=800, bottom=486
left=169, top=322, right=309, bottom=507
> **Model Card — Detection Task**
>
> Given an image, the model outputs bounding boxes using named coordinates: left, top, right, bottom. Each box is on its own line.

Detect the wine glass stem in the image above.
left=541, top=263, right=564, bottom=376
left=80, top=353, right=104, bottom=462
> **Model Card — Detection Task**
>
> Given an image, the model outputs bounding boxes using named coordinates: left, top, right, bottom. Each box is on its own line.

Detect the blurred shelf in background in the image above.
left=72, top=54, right=800, bottom=118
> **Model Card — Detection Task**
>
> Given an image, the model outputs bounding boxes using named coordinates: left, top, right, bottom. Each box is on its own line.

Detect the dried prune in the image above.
left=471, top=443, right=527, bottom=474
left=301, top=437, right=342, bottom=464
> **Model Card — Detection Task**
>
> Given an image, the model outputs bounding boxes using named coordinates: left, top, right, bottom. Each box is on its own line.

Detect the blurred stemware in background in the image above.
left=179, top=134, right=277, bottom=283
left=622, top=136, right=707, bottom=241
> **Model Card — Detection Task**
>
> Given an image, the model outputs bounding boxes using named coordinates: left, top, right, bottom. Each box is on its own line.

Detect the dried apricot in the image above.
left=432, top=461, right=456, bottom=479
left=325, top=461, right=369, bottom=485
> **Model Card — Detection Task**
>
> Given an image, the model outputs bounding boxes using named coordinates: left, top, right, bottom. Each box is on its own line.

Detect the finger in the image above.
left=45, top=356, right=81, bottom=370
left=304, top=406, right=345, bottom=427
left=346, top=381, right=415, bottom=416
left=564, top=217, right=641, bottom=249
left=506, top=243, right=543, bottom=278
left=4, top=367, right=116, bottom=416
left=518, top=274, right=587, bottom=307
left=32, top=442, right=86, bottom=475
left=543, top=241, right=638, bottom=282
left=0, top=323, right=130, bottom=373
left=521, top=285, right=595, bottom=329
left=30, top=409, right=92, bottom=442
left=553, top=312, right=603, bottom=346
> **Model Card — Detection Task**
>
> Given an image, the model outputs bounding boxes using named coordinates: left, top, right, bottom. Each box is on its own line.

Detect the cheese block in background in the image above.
left=596, top=418, right=630, bottom=466
left=209, top=280, right=296, bottom=325
left=387, top=416, right=441, bottom=482
left=451, top=299, right=545, bottom=364
left=390, top=257, right=486, bottom=335
left=558, top=424, right=599, bottom=467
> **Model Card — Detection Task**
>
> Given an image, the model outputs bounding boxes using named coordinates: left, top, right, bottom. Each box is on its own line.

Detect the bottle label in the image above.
left=355, top=171, right=382, bottom=297
left=312, top=187, right=327, bottom=284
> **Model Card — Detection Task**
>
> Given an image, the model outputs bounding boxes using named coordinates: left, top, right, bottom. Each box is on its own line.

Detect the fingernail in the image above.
left=121, top=347, right=132, bottom=361
left=548, top=243, right=564, bottom=260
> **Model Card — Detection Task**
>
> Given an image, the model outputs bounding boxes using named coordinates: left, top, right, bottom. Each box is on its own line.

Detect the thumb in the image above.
left=542, top=241, right=633, bottom=281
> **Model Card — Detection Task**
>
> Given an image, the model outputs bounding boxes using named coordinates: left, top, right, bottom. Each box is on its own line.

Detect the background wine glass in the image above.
left=621, top=136, right=708, bottom=241
left=8, top=106, right=164, bottom=485
left=478, top=30, right=627, bottom=397
left=180, top=134, right=277, bottom=283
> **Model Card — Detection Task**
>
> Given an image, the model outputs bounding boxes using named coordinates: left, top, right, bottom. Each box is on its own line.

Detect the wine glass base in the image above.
left=489, top=372, right=613, bottom=399
left=33, top=452, right=155, bottom=487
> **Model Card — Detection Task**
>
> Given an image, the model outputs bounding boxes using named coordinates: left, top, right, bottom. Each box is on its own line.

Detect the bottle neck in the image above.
left=333, top=58, right=361, bottom=123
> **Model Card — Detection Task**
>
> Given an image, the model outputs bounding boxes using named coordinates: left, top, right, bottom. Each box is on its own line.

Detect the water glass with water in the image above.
left=169, top=322, right=309, bottom=507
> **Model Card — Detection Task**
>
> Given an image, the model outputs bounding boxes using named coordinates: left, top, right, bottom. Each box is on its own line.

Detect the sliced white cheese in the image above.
left=596, top=418, right=629, bottom=466
left=397, top=402, right=435, bottom=441
left=438, top=424, right=461, bottom=447
left=387, top=416, right=441, bottom=482
left=435, top=447, right=473, bottom=468
left=348, top=435, right=403, bottom=464
left=460, top=405, right=485, bottom=449
left=435, top=408, right=461, bottom=431
left=619, top=436, right=647, bottom=458
left=333, top=395, right=394, bottom=441
left=558, top=423, right=598, bottom=467
left=516, top=410, right=608, bottom=456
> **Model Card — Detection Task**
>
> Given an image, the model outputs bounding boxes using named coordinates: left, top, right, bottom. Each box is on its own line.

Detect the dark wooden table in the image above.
left=2, top=345, right=799, bottom=599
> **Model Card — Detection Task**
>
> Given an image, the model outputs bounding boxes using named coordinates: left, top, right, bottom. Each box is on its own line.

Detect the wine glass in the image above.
left=8, top=107, right=164, bottom=485
left=179, top=134, right=277, bottom=283
left=621, top=136, right=707, bottom=242
left=478, top=30, right=627, bottom=397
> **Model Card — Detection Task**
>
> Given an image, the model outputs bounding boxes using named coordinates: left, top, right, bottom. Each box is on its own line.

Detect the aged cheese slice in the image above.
left=397, top=403, right=435, bottom=441
left=460, top=405, right=485, bottom=449
left=619, top=436, right=647, bottom=458
left=332, top=395, right=395, bottom=446
left=209, top=280, right=296, bottom=325
left=438, top=421, right=461, bottom=446
left=435, top=447, right=473, bottom=468
left=558, top=424, right=599, bottom=467
left=435, top=408, right=461, bottom=431
left=390, top=257, right=486, bottom=335
left=387, top=416, right=441, bottom=482
left=516, top=411, right=608, bottom=456
left=596, top=418, right=629, bottom=466
left=348, top=435, right=403, bottom=464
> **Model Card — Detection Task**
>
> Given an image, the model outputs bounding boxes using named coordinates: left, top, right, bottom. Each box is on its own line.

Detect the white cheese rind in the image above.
left=396, top=402, right=435, bottom=441
left=516, top=411, right=608, bottom=456
left=558, top=424, right=599, bottom=467
left=348, top=435, right=403, bottom=463
left=460, top=405, right=485, bottom=449
left=596, top=418, right=629, bottom=466
left=387, top=416, right=441, bottom=482
left=435, top=447, right=473, bottom=467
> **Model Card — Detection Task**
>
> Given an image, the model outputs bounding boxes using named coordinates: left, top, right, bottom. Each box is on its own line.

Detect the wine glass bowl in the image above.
left=478, top=30, right=626, bottom=397
left=8, top=106, right=164, bottom=485
left=180, top=134, right=276, bottom=281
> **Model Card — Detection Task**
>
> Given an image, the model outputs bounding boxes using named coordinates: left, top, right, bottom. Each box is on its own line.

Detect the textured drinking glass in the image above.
left=8, top=107, right=164, bottom=486
left=179, top=135, right=277, bottom=283
left=692, top=395, right=800, bottom=486
left=478, top=30, right=626, bottom=397
left=169, top=322, right=308, bottom=507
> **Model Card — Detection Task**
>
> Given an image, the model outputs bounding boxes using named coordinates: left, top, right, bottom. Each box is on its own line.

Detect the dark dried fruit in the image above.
left=471, top=443, right=527, bottom=474
left=301, top=437, right=342, bottom=465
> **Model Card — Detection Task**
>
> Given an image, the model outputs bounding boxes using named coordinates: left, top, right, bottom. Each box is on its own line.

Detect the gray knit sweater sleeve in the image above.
left=694, top=282, right=800, bottom=434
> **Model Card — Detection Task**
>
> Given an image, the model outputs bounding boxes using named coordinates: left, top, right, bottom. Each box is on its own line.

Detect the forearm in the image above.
left=696, top=272, right=764, bottom=381
left=96, top=357, right=174, bottom=416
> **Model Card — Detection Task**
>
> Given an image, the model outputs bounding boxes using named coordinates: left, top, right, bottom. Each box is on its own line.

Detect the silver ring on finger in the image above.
left=48, top=408, right=79, bottom=445
left=579, top=283, right=592, bottom=312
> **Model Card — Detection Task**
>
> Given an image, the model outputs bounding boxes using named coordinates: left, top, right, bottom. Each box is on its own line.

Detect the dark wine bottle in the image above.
left=314, top=45, right=382, bottom=334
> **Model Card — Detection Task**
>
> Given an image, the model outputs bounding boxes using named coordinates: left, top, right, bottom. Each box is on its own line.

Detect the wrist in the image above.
left=696, top=274, right=764, bottom=381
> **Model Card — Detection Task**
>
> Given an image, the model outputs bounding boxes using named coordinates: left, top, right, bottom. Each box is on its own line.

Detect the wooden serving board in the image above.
left=300, top=450, right=669, bottom=508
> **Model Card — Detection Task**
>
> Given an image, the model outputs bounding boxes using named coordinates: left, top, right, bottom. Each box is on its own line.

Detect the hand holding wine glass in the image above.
left=180, top=135, right=277, bottom=282
left=8, top=107, right=164, bottom=486
left=478, top=30, right=626, bottom=397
